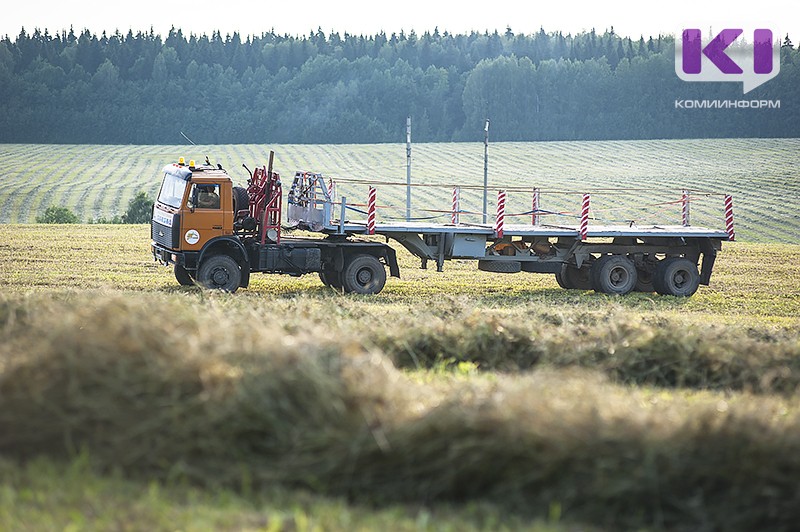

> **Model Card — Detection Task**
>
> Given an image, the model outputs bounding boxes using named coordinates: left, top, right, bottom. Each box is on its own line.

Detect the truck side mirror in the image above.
left=188, top=186, right=197, bottom=213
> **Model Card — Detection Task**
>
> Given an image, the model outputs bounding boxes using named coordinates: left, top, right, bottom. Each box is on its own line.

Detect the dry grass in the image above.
left=2, top=292, right=800, bottom=530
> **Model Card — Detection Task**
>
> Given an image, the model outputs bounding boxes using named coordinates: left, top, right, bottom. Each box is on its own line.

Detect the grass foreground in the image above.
left=1, top=224, right=800, bottom=530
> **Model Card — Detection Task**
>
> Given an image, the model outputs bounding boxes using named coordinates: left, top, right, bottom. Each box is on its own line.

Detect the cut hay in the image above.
left=2, top=293, right=800, bottom=529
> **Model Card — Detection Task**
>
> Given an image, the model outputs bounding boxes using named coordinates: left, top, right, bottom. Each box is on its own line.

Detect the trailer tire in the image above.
left=631, top=255, right=657, bottom=292
left=478, top=260, right=521, bottom=274
left=591, top=255, right=637, bottom=295
left=555, top=268, right=569, bottom=288
left=197, top=255, right=241, bottom=293
left=341, top=254, right=386, bottom=294
left=654, top=257, right=699, bottom=297
left=232, top=186, right=249, bottom=215
left=319, top=270, right=343, bottom=289
left=559, top=264, right=593, bottom=290
left=174, top=264, right=194, bottom=286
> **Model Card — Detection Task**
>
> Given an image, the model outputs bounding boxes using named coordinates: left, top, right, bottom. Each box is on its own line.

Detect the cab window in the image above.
left=190, top=184, right=221, bottom=210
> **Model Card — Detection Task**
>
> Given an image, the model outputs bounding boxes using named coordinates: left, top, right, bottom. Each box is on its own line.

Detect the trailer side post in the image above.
left=580, top=194, right=590, bottom=241
left=367, top=187, right=376, bottom=235
left=452, top=187, right=460, bottom=225
left=682, top=190, right=690, bottom=227
left=338, top=196, right=346, bottom=235
left=495, top=189, right=506, bottom=239
left=724, top=194, right=735, bottom=241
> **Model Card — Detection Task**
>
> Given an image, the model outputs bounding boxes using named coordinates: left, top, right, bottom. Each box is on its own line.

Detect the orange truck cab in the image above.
left=151, top=157, right=400, bottom=293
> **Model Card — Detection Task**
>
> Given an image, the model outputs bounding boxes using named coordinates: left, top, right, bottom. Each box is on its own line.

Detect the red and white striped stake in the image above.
left=724, top=194, right=735, bottom=241
left=532, top=187, right=540, bottom=226
left=327, top=179, right=336, bottom=202
left=580, top=193, right=590, bottom=241
left=367, top=186, right=377, bottom=235
left=495, top=190, right=506, bottom=239
left=681, top=190, right=690, bottom=227
left=451, top=187, right=461, bottom=224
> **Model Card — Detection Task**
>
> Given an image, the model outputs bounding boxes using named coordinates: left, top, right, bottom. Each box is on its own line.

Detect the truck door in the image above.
left=181, top=183, right=225, bottom=251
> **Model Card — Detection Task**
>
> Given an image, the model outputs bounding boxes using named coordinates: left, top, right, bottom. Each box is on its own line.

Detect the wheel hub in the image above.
left=609, top=267, right=629, bottom=286
left=212, top=268, right=229, bottom=285
left=357, top=268, right=373, bottom=285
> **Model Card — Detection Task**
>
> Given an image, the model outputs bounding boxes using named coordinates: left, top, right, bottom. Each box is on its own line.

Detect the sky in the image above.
left=3, top=0, right=798, bottom=40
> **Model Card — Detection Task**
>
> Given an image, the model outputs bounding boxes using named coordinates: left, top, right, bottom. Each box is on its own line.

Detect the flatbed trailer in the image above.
left=286, top=171, right=732, bottom=296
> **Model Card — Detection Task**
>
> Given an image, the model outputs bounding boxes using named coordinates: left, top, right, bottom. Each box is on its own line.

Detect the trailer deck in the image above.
left=320, top=220, right=731, bottom=240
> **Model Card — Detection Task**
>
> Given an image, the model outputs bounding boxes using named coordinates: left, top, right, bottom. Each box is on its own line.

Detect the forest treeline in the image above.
left=0, top=27, right=797, bottom=144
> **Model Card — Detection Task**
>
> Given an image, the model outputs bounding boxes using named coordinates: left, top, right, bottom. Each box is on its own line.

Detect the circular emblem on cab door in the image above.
left=184, top=229, right=200, bottom=245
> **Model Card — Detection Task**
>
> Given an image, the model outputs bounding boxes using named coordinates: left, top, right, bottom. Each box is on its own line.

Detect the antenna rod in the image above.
left=180, top=131, right=196, bottom=145
left=406, top=116, right=412, bottom=222
left=483, top=118, right=490, bottom=224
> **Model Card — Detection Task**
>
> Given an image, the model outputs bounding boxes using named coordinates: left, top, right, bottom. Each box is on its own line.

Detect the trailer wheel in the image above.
left=632, top=256, right=657, bottom=292
left=591, top=255, right=637, bottom=295
left=559, top=264, right=593, bottom=290
left=555, top=268, right=570, bottom=288
left=654, top=257, right=699, bottom=297
left=197, top=255, right=241, bottom=293
left=341, top=254, right=386, bottom=294
left=174, top=264, right=194, bottom=286
left=478, top=260, right=521, bottom=273
left=319, top=270, right=343, bottom=290
left=634, top=270, right=655, bottom=292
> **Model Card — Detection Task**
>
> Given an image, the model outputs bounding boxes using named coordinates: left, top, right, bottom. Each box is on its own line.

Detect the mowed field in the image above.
left=1, top=221, right=800, bottom=529
left=1, top=138, right=799, bottom=242
left=1, top=138, right=800, bottom=530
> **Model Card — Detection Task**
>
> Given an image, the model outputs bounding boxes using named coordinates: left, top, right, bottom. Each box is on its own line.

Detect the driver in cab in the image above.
left=196, top=185, right=220, bottom=209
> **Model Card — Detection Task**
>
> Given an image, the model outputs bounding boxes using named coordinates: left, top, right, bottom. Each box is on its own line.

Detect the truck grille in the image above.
left=151, top=215, right=180, bottom=248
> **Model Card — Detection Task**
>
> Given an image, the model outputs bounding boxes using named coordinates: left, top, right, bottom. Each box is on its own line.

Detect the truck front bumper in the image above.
left=152, top=242, right=180, bottom=266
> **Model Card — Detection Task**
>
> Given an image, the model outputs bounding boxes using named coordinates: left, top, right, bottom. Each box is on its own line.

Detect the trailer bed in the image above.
left=321, top=221, right=731, bottom=240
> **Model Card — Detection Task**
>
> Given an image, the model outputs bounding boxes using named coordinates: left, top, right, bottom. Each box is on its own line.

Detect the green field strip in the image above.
left=54, top=146, right=122, bottom=221
left=1, top=139, right=797, bottom=242
left=21, top=150, right=82, bottom=223
left=0, top=145, right=64, bottom=223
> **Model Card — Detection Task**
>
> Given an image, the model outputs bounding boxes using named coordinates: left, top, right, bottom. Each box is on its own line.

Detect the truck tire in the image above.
left=319, top=270, right=343, bottom=289
left=341, top=254, right=386, bottom=294
left=233, top=186, right=249, bottom=214
left=174, top=264, right=194, bottom=286
left=559, top=264, right=593, bottom=290
left=197, top=255, right=241, bottom=293
left=591, top=255, right=637, bottom=295
left=478, top=260, right=521, bottom=273
left=654, top=257, right=699, bottom=297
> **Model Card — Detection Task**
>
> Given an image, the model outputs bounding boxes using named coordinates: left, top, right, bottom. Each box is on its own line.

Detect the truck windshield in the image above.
left=157, top=173, right=188, bottom=209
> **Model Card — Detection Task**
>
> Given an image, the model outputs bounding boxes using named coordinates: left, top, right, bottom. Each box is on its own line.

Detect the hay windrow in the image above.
left=3, top=293, right=800, bottom=528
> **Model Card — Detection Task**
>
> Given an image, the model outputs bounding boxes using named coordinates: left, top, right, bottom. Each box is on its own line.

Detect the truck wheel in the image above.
left=319, top=270, right=343, bottom=289
left=561, top=264, right=593, bottom=290
left=174, top=264, right=194, bottom=286
left=654, top=257, right=699, bottom=297
left=233, top=186, right=249, bottom=215
left=591, top=255, right=637, bottom=295
left=197, top=255, right=241, bottom=293
left=478, top=260, right=521, bottom=273
left=341, top=254, right=386, bottom=294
